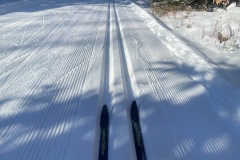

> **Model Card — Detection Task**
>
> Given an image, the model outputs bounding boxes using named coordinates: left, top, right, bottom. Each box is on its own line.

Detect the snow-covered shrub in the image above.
left=204, top=20, right=240, bottom=52
left=150, top=0, right=194, bottom=10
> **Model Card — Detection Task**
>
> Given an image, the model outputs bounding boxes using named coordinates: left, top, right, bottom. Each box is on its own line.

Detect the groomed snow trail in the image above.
left=1, top=0, right=240, bottom=160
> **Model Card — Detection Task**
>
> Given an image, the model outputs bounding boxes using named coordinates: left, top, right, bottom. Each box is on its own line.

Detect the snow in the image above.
left=144, top=1, right=240, bottom=82
left=1, top=0, right=240, bottom=160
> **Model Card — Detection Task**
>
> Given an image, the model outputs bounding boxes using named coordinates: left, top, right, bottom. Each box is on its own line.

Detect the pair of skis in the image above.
left=98, top=100, right=147, bottom=160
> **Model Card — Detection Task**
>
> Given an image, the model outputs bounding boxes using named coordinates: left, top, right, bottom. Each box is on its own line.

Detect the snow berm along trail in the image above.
left=1, top=0, right=240, bottom=160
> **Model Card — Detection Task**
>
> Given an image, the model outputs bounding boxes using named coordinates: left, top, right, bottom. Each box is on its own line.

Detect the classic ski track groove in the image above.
left=120, top=7, right=207, bottom=159
left=96, top=1, right=142, bottom=159
left=118, top=4, right=240, bottom=159
left=112, top=1, right=144, bottom=160
left=98, top=1, right=110, bottom=108
left=2, top=1, right=240, bottom=160
left=95, top=1, right=110, bottom=160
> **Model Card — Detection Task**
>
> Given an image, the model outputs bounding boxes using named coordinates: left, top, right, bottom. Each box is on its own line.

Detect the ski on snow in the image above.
left=98, top=101, right=146, bottom=160
left=98, top=105, right=109, bottom=160
left=131, top=100, right=147, bottom=160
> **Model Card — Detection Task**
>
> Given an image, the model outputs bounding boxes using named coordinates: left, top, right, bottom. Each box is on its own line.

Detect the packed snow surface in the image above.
left=1, top=0, right=240, bottom=160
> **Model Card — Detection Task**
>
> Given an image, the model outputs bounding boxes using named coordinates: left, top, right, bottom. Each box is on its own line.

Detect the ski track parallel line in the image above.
left=18, top=10, right=100, bottom=160
left=0, top=4, right=96, bottom=160
left=0, top=9, right=72, bottom=94
left=120, top=6, right=210, bottom=159
left=1, top=5, right=86, bottom=94
left=0, top=6, right=70, bottom=63
left=112, top=2, right=145, bottom=160
left=0, top=8, right=78, bottom=138
left=0, top=4, right=89, bottom=104
left=93, top=1, right=110, bottom=160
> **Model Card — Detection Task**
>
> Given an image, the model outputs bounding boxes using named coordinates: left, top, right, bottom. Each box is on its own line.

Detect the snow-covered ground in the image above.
left=1, top=0, right=240, bottom=160
left=161, top=3, right=240, bottom=55
left=136, top=0, right=240, bottom=84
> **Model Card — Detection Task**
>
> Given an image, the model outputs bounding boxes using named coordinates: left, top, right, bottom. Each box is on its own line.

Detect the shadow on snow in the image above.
left=0, top=0, right=240, bottom=160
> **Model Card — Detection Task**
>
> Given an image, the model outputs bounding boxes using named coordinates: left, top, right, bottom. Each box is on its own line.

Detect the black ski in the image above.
left=131, top=100, right=147, bottom=160
left=98, top=105, right=109, bottom=160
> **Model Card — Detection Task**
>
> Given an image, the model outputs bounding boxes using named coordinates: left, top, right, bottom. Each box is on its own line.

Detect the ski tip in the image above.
left=100, top=105, right=109, bottom=127
left=131, top=100, right=138, bottom=113
left=132, top=100, right=137, bottom=106
left=102, top=104, right=108, bottom=113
